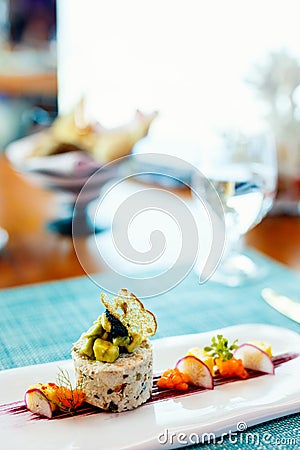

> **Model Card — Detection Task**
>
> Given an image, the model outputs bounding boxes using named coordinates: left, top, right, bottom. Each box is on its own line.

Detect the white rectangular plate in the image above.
left=1, top=324, right=300, bottom=450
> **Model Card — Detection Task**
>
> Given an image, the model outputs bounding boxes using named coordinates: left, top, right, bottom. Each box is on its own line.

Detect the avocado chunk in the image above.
left=112, top=336, right=131, bottom=347
left=80, top=336, right=95, bottom=358
left=126, top=333, right=143, bottom=353
left=84, top=321, right=104, bottom=338
left=93, top=338, right=119, bottom=362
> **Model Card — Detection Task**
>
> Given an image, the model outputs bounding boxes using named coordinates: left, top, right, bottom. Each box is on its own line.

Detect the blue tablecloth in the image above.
left=0, top=249, right=299, bottom=449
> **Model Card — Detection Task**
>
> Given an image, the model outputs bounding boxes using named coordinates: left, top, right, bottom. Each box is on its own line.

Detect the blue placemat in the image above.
left=1, top=249, right=299, bottom=370
left=0, top=248, right=299, bottom=449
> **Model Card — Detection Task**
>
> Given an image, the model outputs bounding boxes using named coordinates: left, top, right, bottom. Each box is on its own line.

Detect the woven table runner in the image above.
left=0, top=249, right=299, bottom=449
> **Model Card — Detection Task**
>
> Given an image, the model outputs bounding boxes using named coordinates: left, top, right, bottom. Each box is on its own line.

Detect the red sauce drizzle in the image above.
left=0, top=352, right=298, bottom=421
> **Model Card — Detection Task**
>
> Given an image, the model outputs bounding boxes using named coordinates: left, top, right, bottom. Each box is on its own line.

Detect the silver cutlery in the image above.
left=261, top=288, right=300, bottom=324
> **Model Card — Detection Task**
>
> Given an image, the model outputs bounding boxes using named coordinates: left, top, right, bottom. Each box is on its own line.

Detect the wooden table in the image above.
left=0, top=72, right=57, bottom=97
left=0, top=153, right=300, bottom=289
left=0, top=45, right=57, bottom=97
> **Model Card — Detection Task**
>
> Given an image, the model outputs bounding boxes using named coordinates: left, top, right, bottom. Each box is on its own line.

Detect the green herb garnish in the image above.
left=204, top=334, right=238, bottom=361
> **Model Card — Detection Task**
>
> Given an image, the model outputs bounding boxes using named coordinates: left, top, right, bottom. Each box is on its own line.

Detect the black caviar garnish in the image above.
left=105, top=310, right=128, bottom=338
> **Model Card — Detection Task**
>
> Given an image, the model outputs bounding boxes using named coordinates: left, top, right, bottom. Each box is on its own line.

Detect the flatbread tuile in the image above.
left=101, top=289, right=157, bottom=338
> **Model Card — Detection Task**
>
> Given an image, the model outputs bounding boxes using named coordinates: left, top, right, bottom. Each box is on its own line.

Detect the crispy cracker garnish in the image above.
left=100, top=289, right=157, bottom=337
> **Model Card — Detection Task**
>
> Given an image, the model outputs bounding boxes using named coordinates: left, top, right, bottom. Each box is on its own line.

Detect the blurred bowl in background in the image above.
left=5, top=132, right=123, bottom=236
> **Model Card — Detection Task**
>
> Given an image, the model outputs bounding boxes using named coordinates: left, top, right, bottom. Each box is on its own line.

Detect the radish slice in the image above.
left=24, top=388, right=53, bottom=418
left=233, top=343, right=275, bottom=374
left=176, top=355, right=214, bottom=389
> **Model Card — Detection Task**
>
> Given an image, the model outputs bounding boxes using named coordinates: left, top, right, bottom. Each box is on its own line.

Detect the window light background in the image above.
left=57, top=0, right=300, bottom=160
left=56, top=0, right=299, bottom=278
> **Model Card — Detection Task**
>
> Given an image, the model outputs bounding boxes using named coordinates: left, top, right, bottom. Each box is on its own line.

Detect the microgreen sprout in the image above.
left=204, top=334, right=239, bottom=361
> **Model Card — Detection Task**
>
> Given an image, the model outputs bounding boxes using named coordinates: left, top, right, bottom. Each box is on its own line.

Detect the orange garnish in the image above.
left=157, top=367, right=190, bottom=391
left=50, top=368, right=86, bottom=413
left=53, top=386, right=85, bottom=411
left=215, top=357, right=249, bottom=379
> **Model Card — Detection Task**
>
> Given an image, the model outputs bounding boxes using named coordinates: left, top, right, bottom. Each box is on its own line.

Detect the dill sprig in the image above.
left=53, top=368, right=85, bottom=413
left=56, top=368, right=74, bottom=390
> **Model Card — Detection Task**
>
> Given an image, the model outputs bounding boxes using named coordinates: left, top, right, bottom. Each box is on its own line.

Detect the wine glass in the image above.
left=192, top=127, right=277, bottom=287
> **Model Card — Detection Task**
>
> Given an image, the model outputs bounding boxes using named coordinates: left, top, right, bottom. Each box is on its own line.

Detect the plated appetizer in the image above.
left=23, top=318, right=298, bottom=420
left=72, top=289, right=157, bottom=412
left=24, top=289, right=157, bottom=417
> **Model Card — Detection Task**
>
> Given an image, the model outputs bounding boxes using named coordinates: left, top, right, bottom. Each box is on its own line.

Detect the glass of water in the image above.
left=193, top=128, right=278, bottom=287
